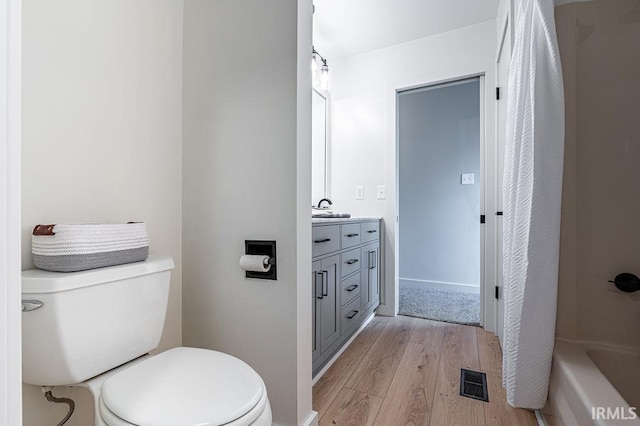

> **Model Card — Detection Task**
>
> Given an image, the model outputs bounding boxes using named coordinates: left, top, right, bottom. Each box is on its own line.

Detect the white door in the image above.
left=495, top=2, right=513, bottom=346
left=1, top=0, right=23, bottom=423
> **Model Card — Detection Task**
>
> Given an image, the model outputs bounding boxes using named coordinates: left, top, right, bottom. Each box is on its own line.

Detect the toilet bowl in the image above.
left=79, top=347, right=272, bottom=426
left=21, top=255, right=272, bottom=426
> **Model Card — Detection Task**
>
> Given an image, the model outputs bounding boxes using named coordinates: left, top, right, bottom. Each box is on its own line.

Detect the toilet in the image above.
left=21, top=255, right=272, bottom=426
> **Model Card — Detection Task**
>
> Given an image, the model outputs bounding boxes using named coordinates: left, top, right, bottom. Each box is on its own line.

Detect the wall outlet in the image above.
left=461, top=173, right=475, bottom=185
left=376, top=185, right=386, bottom=200
left=355, top=186, right=364, bottom=200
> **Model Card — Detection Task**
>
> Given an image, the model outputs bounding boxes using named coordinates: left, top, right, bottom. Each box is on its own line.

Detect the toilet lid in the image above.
left=101, top=347, right=265, bottom=426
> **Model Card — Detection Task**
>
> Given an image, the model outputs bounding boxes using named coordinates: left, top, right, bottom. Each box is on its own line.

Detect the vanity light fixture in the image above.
left=312, top=46, right=330, bottom=91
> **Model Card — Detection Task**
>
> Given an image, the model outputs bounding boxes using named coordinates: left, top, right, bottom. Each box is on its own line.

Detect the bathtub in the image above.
left=546, top=340, right=640, bottom=425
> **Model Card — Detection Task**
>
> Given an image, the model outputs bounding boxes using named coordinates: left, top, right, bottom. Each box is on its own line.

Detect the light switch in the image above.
left=355, top=186, right=364, bottom=200
left=377, top=185, right=386, bottom=200
left=461, top=173, right=475, bottom=185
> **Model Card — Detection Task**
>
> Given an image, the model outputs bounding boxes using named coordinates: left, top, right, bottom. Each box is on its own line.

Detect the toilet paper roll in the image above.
left=239, top=255, right=271, bottom=273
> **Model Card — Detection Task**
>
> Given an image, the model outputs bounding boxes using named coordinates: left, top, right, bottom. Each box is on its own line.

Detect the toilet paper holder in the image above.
left=244, top=240, right=277, bottom=280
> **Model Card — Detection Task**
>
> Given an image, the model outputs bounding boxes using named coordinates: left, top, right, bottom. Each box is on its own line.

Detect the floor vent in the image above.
left=460, top=369, right=489, bottom=402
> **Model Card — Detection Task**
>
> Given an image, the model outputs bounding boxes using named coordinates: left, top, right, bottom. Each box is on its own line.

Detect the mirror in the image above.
left=312, top=89, right=329, bottom=205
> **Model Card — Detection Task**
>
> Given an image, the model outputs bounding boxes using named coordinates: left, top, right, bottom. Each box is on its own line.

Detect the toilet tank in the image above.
left=21, top=255, right=175, bottom=386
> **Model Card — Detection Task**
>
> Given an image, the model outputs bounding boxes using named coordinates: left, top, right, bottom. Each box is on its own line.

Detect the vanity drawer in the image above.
left=312, top=225, right=340, bottom=258
left=340, top=272, right=361, bottom=306
left=341, top=223, right=361, bottom=249
left=341, top=248, right=361, bottom=278
left=361, top=221, right=380, bottom=243
left=341, top=296, right=362, bottom=334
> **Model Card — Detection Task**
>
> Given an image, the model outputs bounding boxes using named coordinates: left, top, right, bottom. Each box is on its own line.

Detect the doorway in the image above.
left=398, top=78, right=481, bottom=325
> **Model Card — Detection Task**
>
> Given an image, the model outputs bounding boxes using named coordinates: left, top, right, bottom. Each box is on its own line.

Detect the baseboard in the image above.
left=301, top=411, right=319, bottom=426
left=274, top=411, right=318, bottom=426
left=312, top=312, right=375, bottom=385
left=400, top=278, right=480, bottom=294
left=376, top=303, right=396, bottom=317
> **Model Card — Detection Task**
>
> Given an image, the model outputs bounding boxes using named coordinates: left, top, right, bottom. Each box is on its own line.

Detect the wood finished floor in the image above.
left=313, top=315, right=538, bottom=426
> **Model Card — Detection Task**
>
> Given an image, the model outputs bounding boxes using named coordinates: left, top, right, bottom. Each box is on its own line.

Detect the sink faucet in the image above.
left=317, top=198, right=333, bottom=209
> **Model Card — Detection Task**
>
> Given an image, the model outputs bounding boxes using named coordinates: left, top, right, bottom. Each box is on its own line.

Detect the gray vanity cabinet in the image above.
left=312, top=255, right=340, bottom=361
left=312, top=219, right=381, bottom=375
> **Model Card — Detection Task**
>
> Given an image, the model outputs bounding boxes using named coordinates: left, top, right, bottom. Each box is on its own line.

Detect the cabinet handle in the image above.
left=374, top=250, right=377, bottom=269
left=322, top=270, right=329, bottom=296
left=367, top=230, right=377, bottom=234
left=368, top=251, right=374, bottom=270
left=314, top=238, right=331, bottom=244
left=346, top=259, right=359, bottom=265
left=347, top=310, right=359, bottom=319
left=346, top=284, right=358, bottom=292
left=316, top=272, right=323, bottom=299
left=346, top=233, right=359, bottom=238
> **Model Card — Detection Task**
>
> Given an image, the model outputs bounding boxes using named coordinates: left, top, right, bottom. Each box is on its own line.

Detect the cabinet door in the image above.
left=312, top=260, right=321, bottom=361
left=370, top=242, right=380, bottom=306
left=361, top=243, right=380, bottom=312
left=318, top=255, right=340, bottom=353
left=360, top=244, right=373, bottom=312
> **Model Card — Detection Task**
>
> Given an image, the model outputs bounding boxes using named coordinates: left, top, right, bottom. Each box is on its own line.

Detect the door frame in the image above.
left=396, top=76, right=485, bottom=312
left=494, top=0, right=514, bottom=344
left=1, top=0, right=23, bottom=423
left=379, top=69, right=499, bottom=334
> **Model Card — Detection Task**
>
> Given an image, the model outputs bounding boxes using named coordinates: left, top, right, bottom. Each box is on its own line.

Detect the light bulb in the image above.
left=320, top=63, right=330, bottom=91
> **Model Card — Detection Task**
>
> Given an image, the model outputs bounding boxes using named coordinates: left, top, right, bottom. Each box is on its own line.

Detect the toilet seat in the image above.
left=99, top=388, right=270, bottom=426
left=99, top=347, right=268, bottom=426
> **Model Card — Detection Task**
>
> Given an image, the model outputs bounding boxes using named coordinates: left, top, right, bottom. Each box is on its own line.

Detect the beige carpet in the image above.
left=399, top=281, right=480, bottom=325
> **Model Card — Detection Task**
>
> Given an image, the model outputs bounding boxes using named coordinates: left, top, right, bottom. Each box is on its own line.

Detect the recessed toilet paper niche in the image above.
left=243, top=240, right=277, bottom=280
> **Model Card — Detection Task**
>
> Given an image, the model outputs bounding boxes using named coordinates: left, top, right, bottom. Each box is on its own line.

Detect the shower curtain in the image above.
left=502, top=0, right=565, bottom=409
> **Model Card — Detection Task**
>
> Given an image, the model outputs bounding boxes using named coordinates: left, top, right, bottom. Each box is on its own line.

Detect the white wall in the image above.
left=328, top=20, right=497, bottom=317
left=21, top=1, right=184, bottom=424
left=398, top=80, right=481, bottom=289
left=182, top=1, right=314, bottom=425
left=555, top=0, right=640, bottom=350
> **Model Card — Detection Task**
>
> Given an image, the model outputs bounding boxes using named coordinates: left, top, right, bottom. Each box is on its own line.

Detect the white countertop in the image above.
left=312, top=216, right=382, bottom=224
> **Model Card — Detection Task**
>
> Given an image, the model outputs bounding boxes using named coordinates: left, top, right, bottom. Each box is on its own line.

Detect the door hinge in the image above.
left=480, top=215, right=486, bottom=224
left=495, top=286, right=499, bottom=299
left=496, top=87, right=500, bottom=100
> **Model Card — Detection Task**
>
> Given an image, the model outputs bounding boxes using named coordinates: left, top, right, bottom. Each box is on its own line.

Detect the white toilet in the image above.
left=21, top=255, right=272, bottom=426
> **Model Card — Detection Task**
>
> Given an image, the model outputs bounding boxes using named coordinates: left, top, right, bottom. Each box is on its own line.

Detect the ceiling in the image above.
left=313, top=0, right=500, bottom=60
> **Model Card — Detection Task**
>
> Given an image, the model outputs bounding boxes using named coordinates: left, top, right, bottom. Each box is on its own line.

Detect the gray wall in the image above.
left=182, top=1, right=313, bottom=424
left=399, top=79, right=480, bottom=288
